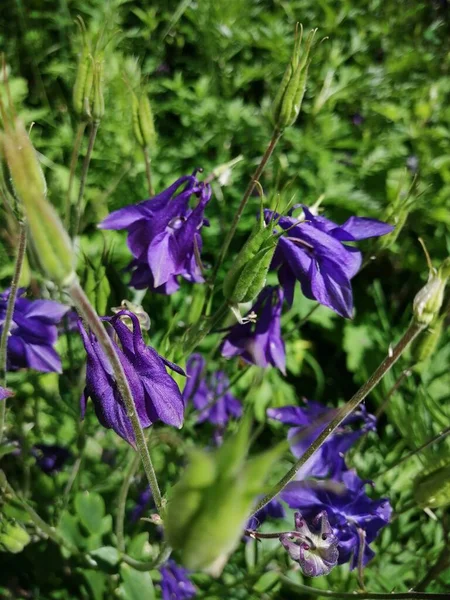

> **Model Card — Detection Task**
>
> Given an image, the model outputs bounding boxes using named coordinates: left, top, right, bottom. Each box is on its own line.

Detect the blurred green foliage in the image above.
left=1, top=0, right=450, bottom=598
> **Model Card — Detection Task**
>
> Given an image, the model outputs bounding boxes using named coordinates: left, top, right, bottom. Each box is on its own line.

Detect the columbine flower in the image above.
left=280, top=511, right=339, bottom=577
left=221, top=287, right=286, bottom=374
left=31, top=444, right=71, bottom=474
left=247, top=498, right=285, bottom=530
left=0, top=289, right=69, bottom=373
left=265, top=206, right=394, bottom=317
left=281, top=470, right=392, bottom=568
left=99, top=174, right=211, bottom=293
left=267, top=399, right=376, bottom=480
left=159, top=560, right=196, bottom=600
left=78, top=310, right=185, bottom=447
left=183, top=354, right=242, bottom=427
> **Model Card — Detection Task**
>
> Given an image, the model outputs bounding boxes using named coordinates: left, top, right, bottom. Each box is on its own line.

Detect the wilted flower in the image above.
left=265, top=206, right=393, bottom=317
left=31, top=444, right=71, bottom=474
left=159, top=560, right=196, bottom=600
left=99, top=174, right=211, bottom=293
left=281, top=470, right=392, bottom=568
left=267, top=399, right=376, bottom=480
left=247, top=498, right=285, bottom=530
left=183, top=354, right=242, bottom=427
left=0, top=289, right=69, bottom=373
left=280, top=511, right=339, bottom=577
left=221, top=286, right=286, bottom=373
left=79, top=310, right=185, bottom=447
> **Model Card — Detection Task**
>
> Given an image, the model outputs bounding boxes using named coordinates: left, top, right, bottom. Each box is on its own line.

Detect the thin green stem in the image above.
left=253, top=320, right=425, bottom=514
left=280, top=576, right=449, bottom=599
left=116, top=451, right=141, bottom=552
left=121, top=543, right=171, bottom=571
left=211, top=128, right=282, bottom=285
left=0, top=221, right=27, bottom=444
left=64, top=120, right=87, bottom=230
left=73, top=120, right=100, bottom=237
left=143, top=146, right=154, bottom=196
left=68, top=280, right=164, bottom=517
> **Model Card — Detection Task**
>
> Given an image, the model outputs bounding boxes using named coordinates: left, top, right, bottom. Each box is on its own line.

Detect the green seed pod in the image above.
left=272, top=26, right=317, bottom=131
left=82, top=57, right=95, bottom=120
left=414, top=460, right=450, bottom=509
left=131, top=92, right=145, bottom=147
left=1, top=119, right=76, bottom=286
left=412, top=315, right=444, bottom=368
left=138, top=95, right=156, bottom=149
left=413, top=257, right=450, bottom=326
left=165, top=416, right=282, bottom=575
left=73, top=48, right=91, bottom=117
left=91, top=59, right=105, bottom=122
left=223, top=211, right=278, bottom=304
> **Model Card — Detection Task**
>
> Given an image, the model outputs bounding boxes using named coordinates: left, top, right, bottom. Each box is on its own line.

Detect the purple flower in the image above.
left=79, top=310, right=185, bottom=447
left=247, top=498, right=285, bottom=530
left=159, top=560, right=196, bottom=600
left=280, top=511, right=339, bottom=577
left=130, top=487, right=153, bottom=523
left=0, top=386, right=13, bottom=401
left=31, top=444, right=71, bottom=474
left=267, top=399, right=376, bottom=480
left=221, top=287, right=286, bottom=374
left=0, top=289, right=69, bottom=373
left=281, top=470, right=392, bottom=568
left=183, top=354, right=242, bottom=427
left=99, top=175, right=211, bottom=293
left=265, top=206, right=393, bottom=317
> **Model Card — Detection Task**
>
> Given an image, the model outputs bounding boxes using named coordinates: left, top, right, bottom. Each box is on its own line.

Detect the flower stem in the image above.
left=143, top=146, right=154, bottom=196
left=73, top=120, right=99, bottom=237
left=253, top=320, right=425, bottom=514
left=121, top=543, right=171, bottom=571
left=0, top=221, right=27, bottom=444
left=116, top=450, right=141, bottom=552
left=211, top=127, right=282, bottom=284
left=280, top=576, right=450, bottom=599
left=67, top=280, right=164, bottom=517
left=64, top=120, right=87, bottom=231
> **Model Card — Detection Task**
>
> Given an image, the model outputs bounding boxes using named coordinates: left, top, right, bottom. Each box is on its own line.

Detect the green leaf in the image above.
left=90, top=546, right=120, bottom=571
left=74, top=491, right=105, bottom=535
left=118, top=564, right=155, bottom=600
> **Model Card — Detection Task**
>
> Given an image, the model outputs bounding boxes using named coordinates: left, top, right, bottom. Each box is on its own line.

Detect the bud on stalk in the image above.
left=132, top=91, right=157, bottom=150
left=1, top=117, right=76, bottom=286
left=413, top=256, right=450, bottom=326
left=272, top=25, right=317, bottom=131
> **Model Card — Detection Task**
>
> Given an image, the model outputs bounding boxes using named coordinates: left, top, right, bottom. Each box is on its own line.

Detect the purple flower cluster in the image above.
left=79, top=310, right=185, bottom=446
left=221, top=286, right=286, bottom=373
left=159, top=560, right=196, bottom=600
left=265, top=206, right=393, bottom=317
left=268, top=399, right=391, bottom=569
left=100, top=175, right=211, bottom=294
left=183, top=354, right=242, bottom=429
left=0, top=289, right=69, bottom=373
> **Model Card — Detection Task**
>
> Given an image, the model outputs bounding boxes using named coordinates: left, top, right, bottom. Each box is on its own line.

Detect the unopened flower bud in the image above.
left=132, top=91, right=157, bottom=150
left=1, top=118, right=76, bottom=286
left=272, top=25, right=317, bottom=131
left=413, top=257, right=450, bottom=326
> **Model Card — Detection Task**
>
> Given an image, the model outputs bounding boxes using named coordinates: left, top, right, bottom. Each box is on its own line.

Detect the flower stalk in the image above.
left=116, top=450, right=141, bottom=552
left=0, top=220, right=27, bottom=443
left=254, top=319, right=425, bottom=514
left=67, top=279, right=164, bottom=517
left=65, top=120, right=87, bottom=230
left=73, top=119, right=100, bottom=237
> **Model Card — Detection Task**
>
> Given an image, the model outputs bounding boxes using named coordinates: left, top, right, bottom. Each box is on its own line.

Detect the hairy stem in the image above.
left=143, top=146, right=154, bottom=196
left=116, top=451, right=141, bottom=552
left=0, top=221, right=27, bottom=443
left=68, top=280, right=164, bottom=516
left=64, top=120, right=87, bottom=230
left=254, top=320, right=425, bottom=514
left=211, top=128, right=282, bottom=284
left=73, top=120, right=99, bottom=237
left=280, top=576, right=450, bottom=599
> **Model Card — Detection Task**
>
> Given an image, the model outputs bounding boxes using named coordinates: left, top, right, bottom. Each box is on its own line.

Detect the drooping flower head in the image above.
left=280, top=511, right=339, bottom=577
left=0, top=289, right=69, bottom=373
left=99, top=174, right=211, bottom=293
left=183, top=354, right=242, bottom=427
left=159, top=560, right=196, bottom=600
left=79, top=310, right=185, bottom=447
left=221, top=286, right=286, bottom=374
left=267, top=399, right=376, bottom=480
left=281, top=470, right=392, bottom=568
left=265, top=206, right=394, bottom=317
left=31, top=444, right=71, bottom=474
